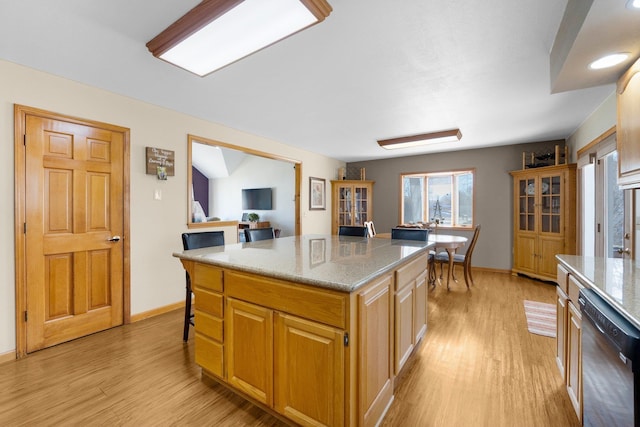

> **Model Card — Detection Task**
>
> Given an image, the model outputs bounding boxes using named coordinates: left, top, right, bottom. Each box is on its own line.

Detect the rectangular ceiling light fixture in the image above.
left=377, top=129, right=462, bottom=150
left=146, top=0, right=332, bottom=77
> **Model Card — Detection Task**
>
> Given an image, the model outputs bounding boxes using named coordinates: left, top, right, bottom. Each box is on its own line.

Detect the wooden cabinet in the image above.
left=331, top=180, right=374, bottom=234
left=181, top=249, right=428, bottom=427
left=617, top=57, right=640, bottom=189
left=393, top=254, right=428, bottom=374
left=510, top=164, right=576, bottom=281
left=556, top=263, right=583, bottom=423
left=226, top=295, right=344, bottom=425
left=567, top=299, right=582, bottom=421
left=357, top=275, right=393, bottom=427
left=191, top=263, right=225, bottom=379
left=275, top=314, right=344, bottom=426
left=226, top=298, right=273, bottom=406
left=555, top=265, right=569, bottom=380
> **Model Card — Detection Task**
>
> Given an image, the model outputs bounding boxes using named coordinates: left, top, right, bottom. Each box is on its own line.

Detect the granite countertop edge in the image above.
left=556, top=255, right=640, bottom=329
left=174, top=246, right=430, bottom=293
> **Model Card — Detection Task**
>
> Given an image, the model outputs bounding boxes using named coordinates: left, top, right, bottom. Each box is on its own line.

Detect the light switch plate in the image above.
left=154, top=189, right=162, bottom=200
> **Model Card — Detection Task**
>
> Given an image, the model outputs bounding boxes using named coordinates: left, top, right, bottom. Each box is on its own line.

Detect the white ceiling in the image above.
left=0, top=0, right=637, bottom=162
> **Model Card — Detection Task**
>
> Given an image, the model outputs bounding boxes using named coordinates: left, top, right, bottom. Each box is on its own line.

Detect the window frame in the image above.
left=399, top=168, right=476, bottom=229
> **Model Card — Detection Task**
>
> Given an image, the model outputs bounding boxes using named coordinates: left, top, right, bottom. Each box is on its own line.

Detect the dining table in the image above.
left=429, top=234, right=468, bottom=290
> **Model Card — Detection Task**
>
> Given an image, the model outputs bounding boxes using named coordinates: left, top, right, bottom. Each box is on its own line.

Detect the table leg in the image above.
left=446, top=248, right=455, bottom=291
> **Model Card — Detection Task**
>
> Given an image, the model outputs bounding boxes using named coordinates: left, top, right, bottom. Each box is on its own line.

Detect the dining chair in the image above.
left=390, top=227, right=429, bottom=241
left=181, top=230, right=225, bottom=341
left=338, top=225, right=369, bottom=237
left=244, top=227, right=275, bottom=242
left=434, top=224, right=481, bottom=289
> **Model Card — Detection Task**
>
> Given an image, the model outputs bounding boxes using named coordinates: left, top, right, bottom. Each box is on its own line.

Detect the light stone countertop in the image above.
left=556, top=255, right=640, bottom=328
left=174, top=234, right=431, bottom=293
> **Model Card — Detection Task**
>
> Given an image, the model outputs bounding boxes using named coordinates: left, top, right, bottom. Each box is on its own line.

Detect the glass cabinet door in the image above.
left=338, top=187, right=352, bottom=226
left=518, top=178, right=536, bottom=231
left=354, top=187, right=368, bottom=224
left=540, top=174, right=562, bottom=234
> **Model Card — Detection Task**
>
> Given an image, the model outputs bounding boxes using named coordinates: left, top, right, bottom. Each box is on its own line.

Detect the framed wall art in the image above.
left=309, top=177, right=326, bottom=210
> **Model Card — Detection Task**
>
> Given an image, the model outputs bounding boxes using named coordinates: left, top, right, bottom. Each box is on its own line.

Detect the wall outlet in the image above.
left=154, top=189, right=162, bottom=200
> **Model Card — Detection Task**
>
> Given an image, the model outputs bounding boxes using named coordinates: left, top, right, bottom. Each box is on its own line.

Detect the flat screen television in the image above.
left=242, top=187, right=272, bottom=210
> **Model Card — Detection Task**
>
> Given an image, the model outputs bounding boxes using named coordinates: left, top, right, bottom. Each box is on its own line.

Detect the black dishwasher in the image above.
left=580, top=288, right=640, bottom=427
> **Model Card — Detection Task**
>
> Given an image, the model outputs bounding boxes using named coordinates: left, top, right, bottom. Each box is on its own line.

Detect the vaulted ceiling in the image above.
left=1, top=0, right=638, bottom=162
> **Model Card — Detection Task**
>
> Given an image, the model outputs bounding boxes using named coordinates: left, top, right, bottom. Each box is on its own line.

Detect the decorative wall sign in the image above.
left=146, top=147, right=175, bottom=176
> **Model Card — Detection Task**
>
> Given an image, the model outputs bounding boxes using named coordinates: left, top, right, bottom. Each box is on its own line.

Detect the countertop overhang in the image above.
left=174, top=235, right=432, bottom=292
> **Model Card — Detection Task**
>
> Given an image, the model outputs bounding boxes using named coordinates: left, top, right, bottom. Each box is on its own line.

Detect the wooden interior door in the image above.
left=23, top=112, right=125, bottom=353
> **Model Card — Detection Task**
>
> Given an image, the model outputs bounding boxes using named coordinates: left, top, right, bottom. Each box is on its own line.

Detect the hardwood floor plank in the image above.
left=0, top=271, right=579, bottom=426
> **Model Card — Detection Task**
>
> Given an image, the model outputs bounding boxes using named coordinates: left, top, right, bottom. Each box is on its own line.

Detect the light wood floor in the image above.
left=0, top=271, right=580, bottom=426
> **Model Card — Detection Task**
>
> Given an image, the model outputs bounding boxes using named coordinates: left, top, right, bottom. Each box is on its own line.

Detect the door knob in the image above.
left=108, top=235, right=121, bottom=242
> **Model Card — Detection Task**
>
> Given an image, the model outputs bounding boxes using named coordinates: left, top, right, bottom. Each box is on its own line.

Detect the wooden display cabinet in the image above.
left=331, top=180, right=374, bottom=235
left=510, top=164, right=576, bottom=282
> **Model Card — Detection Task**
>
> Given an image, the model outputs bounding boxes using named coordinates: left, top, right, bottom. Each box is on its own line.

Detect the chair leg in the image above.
left=467, top=263, right=475, bottom=287
left=428, top=257, right=436, bottom=288
left=452, top=265, right=458, bottom=282
left=463, top=263, right=471, bottom=289
left=183, top=284, right=192, bottom=342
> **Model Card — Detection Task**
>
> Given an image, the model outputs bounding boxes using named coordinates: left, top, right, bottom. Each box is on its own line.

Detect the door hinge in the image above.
left=597, top=223, right=601, bottom=233
left=343, top=332, right=349, bottom=347
left=24, top=311, right=27, bottom=322
left=23, top=223, right=26, bottom=233
left=23, top=134, right=26, bottom=145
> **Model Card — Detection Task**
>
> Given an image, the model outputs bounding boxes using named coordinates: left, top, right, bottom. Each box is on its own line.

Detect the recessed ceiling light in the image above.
left=626, top=0, right=640, bottom=9
left=588, top=53, right=630, bottom=70
left=377, top=129, right=462, bottom=150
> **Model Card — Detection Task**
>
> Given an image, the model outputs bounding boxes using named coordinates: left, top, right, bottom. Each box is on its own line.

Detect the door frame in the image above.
left=14, top=104, right=131, bottom=358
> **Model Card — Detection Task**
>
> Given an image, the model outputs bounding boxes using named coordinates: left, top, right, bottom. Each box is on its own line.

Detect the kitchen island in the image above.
left=174, top=235, right=432, bottom=427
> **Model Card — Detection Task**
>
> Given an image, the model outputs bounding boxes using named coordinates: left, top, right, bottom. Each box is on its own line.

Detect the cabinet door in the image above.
left=618, top=65, right=640, bottom=186
left=567, top=302, right=582, bottom=421
left=226, top=298, right=273, bottom=406
left=514, top=234, right=537, bottom=273
left=516, top=176, right=536, bottom=232
left=538, top=236, right=565, bottom=279
left=354, top=185, right=369, bottom=225
left=338, top=185, right=353, bottom=227
left=556, top=287, right=568, bottom=381
left=539, top=173, right=563, bottom=235
left=358, top=275, right=393, bottom=427
left=413, top=271, right=428, bottom=343
left=274, top=313, right=344, bottom=427
left=395, top=283, right=414, bottom=374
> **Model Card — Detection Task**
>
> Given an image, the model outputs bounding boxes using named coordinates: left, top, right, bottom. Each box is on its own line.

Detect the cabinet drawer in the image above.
left=568, top=274, right=584, bottom=303
left=193, top=264, right=224, bottom=292
left=194, top=289, right=223, bottom=318
left=395, top=253, right=428, bottom=291
left=557, top=264, right=569, bottom=294
left=226, top=270, right=347, bottom=329
left=195, top=332, right=224, bottom=378
left=195, top=310, right=223, bottom=342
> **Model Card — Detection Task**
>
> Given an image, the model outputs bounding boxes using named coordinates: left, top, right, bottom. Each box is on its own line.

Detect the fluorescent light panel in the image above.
left=147, top=0, right=332, bottom=76
left=378, top=129, right=462, bottom=150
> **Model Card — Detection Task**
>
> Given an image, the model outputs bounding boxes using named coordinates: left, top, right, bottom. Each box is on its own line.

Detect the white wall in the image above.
left=211, top=156, right=296, bottom=236
left=0, top=60, right=344, bottom=356
left=566, top=91, right=616, bottom=155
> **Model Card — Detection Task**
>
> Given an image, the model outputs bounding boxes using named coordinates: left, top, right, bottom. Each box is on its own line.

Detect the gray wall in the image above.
left=348, top=141, right=562, bottom=271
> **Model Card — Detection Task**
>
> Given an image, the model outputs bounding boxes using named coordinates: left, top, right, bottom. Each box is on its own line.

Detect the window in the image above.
left=401, top=169, right=474, bottom=228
